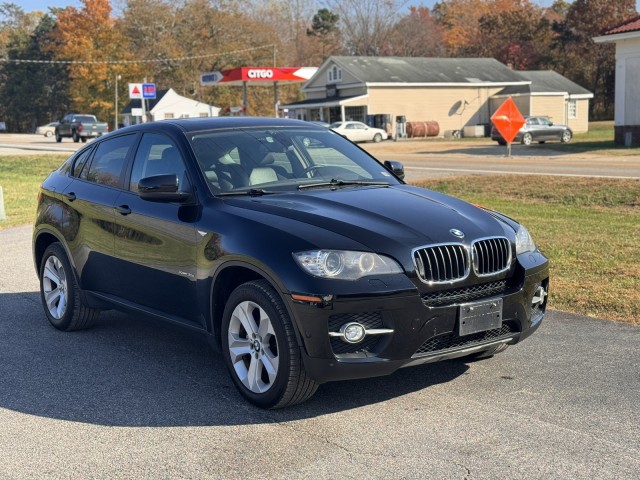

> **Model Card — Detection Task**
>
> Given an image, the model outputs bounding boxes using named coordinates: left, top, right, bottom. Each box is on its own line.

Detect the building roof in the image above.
left=311, top=56, right=528, bottom=87
left=122, top=89, right=170, bottom=114
left=602, top=14, right=640, bottom=35
left=496, top=70, right=593, bottom=98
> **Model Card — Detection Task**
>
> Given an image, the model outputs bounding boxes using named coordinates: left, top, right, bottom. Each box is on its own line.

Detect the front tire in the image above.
left=373, top=133, right=382, bottom=143
left=221, top=280, right=318, bottom=409
left=561, top=130, right=572, bottom=143
left=45, top=131, right=53, bottom=138
left=522, top=133, right=533, bottom=145
left=39, top=243, right=100, bottom=331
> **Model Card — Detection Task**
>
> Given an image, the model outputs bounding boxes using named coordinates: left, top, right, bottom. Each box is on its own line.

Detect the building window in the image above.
left=345, top=106, right=366, bottom=122
left=568, top=100, right=577, bottom=119
left=328, top=65, right=342, bottom=84
left=164, top=113, right=174, bottom=119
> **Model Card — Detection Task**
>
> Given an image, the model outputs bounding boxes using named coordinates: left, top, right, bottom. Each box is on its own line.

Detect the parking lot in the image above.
left=1, top=224, right=639, bottom=479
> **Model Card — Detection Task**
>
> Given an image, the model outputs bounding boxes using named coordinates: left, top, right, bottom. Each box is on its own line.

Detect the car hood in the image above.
left=223, top=185, right=513, bottom=256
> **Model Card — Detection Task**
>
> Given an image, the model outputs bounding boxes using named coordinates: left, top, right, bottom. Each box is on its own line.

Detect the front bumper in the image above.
left=289, top=261, right=549, bottom=384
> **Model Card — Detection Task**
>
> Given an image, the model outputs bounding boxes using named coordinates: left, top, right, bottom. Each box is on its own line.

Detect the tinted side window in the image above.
left=130, top=133, right=187, bottom=192
left=84, top=134, right=136, bottom=188
left=71, top=148, right=93, bottom=178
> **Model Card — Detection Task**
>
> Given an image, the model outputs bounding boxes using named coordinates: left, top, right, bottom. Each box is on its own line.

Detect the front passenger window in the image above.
left=130, top=133, right=187, bottom=192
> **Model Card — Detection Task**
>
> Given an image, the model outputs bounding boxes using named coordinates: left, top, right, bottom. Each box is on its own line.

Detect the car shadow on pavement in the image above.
left=0, top=292, right=469, bottom=427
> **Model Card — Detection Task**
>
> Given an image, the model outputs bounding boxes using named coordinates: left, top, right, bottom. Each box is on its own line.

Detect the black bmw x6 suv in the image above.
left=33, top=117, right=549, bottom=408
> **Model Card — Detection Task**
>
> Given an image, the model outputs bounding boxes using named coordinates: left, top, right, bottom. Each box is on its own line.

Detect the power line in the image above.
left=0, top=44, right=276, bottom=65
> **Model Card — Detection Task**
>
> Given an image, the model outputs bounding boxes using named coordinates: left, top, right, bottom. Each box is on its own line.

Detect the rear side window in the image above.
left=84, top=134, right=137, bottom=188
left=71, top=148, right=93, bottom=178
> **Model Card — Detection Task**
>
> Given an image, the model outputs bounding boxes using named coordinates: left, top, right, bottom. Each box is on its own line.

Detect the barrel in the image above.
left=406, top=121, right=440, bottom=138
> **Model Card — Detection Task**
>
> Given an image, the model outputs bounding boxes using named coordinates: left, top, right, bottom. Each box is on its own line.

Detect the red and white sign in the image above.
left=201, top=67, right=318, bottom=86
left=128, top=83, right=143, bottom=99
left=491, top=97, right=526, bottom=144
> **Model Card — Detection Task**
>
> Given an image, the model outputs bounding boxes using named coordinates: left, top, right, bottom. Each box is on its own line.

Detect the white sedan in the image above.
left=330, top=121, right=388, bottom=143
left=35, top=122, right=59, bottom=137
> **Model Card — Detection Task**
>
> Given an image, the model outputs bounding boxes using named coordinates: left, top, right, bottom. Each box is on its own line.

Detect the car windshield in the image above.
left=188, top=126, right=399, bottom=195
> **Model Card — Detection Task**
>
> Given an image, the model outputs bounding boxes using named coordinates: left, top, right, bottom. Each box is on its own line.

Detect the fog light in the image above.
left=341, top=322, right=366, bottom=344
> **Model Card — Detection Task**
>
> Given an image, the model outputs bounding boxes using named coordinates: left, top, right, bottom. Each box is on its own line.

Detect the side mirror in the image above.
left=138, top=174, right=189, bottom=202
left=384, top=160, right=405, bottom=180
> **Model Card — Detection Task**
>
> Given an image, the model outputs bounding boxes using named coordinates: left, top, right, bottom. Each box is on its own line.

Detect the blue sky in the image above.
left=9, top=0, right=640, bottom=14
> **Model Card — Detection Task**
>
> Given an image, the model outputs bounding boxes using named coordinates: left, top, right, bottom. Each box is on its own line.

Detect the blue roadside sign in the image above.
left=142, top=83, right=156, bottom=99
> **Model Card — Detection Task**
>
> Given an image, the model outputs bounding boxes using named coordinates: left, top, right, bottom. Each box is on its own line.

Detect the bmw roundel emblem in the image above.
left=450, top=229, right=465, bottom=238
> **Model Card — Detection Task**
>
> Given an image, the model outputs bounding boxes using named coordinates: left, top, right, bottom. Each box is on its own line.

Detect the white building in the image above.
left=594, top=15, right=640, bottom=146
left=121, top=88, right=220, bottom=126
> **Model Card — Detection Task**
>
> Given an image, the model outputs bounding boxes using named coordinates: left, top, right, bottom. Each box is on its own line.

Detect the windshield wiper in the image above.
left=298, top=179, right=389, bottom=190
left=216, top=188, right=277, bottom=197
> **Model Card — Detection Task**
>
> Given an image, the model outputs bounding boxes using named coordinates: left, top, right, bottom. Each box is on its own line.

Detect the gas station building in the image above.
left=283, top=56, right=592, bottom=137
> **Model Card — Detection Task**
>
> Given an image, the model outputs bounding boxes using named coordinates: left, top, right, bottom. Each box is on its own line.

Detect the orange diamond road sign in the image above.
left=491, top=97, right=525, bottom=144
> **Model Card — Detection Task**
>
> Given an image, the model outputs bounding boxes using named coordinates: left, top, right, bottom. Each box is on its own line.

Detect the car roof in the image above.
left=117, top=117, right=320, bottom=135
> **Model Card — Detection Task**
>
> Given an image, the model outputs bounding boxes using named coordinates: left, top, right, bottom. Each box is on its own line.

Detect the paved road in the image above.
left=3, top=134, right=640, bottom=180
left=1, top=225, right=638, bottom=479
left=364, top=141, right=640, bottom=180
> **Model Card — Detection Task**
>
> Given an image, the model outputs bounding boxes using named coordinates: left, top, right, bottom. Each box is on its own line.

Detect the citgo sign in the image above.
left=247, top=69, right=274, bottom=79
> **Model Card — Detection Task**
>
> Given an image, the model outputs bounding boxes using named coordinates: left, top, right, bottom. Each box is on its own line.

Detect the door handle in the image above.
left=115, top=205, right=131, bottom=215
left=63, top=192, right=76, bottom=201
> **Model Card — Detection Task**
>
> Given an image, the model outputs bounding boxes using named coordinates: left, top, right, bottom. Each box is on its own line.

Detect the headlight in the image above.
left=293, top=250, right=403, bottom=280
left=515, top=225, right=536, bottom=254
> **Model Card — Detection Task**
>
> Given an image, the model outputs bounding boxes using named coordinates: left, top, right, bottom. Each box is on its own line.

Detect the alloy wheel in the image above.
left=227, top=300, right=280, bottom=394
left=42, top=255, right=68, bottom=320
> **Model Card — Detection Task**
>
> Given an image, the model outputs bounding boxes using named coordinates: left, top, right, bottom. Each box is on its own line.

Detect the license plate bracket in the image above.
left=458, top=298, right=503, bottom=336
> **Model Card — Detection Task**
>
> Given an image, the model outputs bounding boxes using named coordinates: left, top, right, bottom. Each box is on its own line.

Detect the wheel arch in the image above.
left=208, top=261, right=301, bottom=349
left=33, top=230, right=64, bottom=278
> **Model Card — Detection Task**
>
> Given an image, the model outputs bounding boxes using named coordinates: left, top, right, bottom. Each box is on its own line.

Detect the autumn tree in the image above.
left=433, top=0, right=488, bottom=56
left=552, top=0, right=637, bottom=118
left=475, top=1, right=552, bottom=70
left=50, top=0, right=136, bottom=122
left=387, top=6, right=445, bottom=57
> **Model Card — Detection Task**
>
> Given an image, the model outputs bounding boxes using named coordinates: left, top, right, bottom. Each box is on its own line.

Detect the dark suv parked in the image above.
left=33, top=118, right=549, bottom=408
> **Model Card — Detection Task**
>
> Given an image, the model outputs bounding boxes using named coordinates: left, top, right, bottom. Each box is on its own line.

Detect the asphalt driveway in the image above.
left=1, top=225, right=638, bottom=479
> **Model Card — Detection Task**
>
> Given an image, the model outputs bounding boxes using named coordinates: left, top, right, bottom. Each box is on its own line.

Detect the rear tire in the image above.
left=497, top=140, right=507, bottom=146
left=39, top=243, right=100, bottom=331
left=45, top=131, right=53, bottom=138
left=72, top=131, right=80, bottom=143
left=221, top=280, right=318, bottom=408
left=55, top=132, right=62, bottom=143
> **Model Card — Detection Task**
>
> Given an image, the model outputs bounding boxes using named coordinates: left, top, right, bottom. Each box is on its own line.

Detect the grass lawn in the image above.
left=0, top=155, right=66, bottom=228
left=1, top=154, right=638, bottom=324
left=415, top=175, right=640, bottom=325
